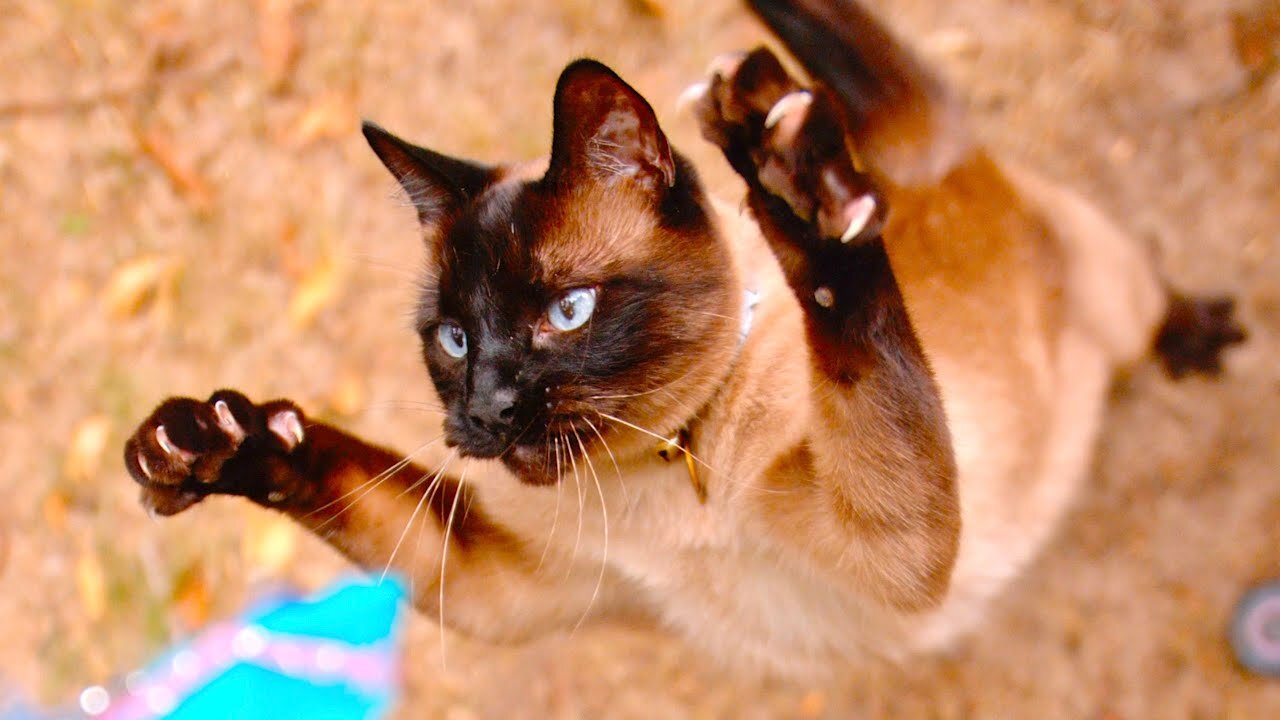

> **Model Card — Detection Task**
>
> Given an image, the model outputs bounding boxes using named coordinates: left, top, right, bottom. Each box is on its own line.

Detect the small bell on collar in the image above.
left=656, top=427, right=706, bottom=503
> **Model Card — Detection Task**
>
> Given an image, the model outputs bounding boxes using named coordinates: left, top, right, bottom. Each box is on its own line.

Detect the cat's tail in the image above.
left=745, top=0, right=971, bottom=186
left=1153, top=293, right=1247, bottom=379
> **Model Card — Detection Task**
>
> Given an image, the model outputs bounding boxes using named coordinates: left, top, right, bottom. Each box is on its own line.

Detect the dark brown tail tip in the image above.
left=1154, top=294, right=1247, bottom=379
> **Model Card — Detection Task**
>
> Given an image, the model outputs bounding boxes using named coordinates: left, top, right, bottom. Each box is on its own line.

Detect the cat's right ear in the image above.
left=544, top=60, right=676, bottom=193
left=362, top=121, right=493, bottom=227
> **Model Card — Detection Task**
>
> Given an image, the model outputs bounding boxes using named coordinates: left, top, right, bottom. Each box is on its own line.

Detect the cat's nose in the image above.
left=468, top=386, right=518, bottom=435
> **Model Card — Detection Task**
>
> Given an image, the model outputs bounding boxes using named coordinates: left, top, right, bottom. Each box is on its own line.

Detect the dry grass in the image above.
left=1, top=0, right=1278, bottom=717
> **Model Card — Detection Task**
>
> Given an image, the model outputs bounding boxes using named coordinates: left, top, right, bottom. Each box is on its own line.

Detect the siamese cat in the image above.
left=123, top=0, right=1243, bottom=676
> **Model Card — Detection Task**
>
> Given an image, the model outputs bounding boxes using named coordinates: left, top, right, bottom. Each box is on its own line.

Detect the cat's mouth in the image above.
left=440, top=393, right=620, bottom=485
left=443, top=420, right=566, bottom=486
left=443, top=434, right=503, bottom=462
left=503, top=442, right=561, bottom=486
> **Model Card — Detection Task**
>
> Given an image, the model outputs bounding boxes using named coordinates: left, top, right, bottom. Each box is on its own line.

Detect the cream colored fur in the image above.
left=381, top=146, right=1169, bottom=676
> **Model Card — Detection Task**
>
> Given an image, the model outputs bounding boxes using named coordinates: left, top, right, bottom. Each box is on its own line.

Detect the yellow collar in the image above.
left=656, top=427, right=705, bottom=503
left=654, top=287, right=759, bottom=503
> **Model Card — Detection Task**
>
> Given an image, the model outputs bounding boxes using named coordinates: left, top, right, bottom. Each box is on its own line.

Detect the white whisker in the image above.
left=684, top=308, right=737, bottom=321
left=438, top=461, right=469, bottom=670
left=587, top=367, right=696, bottom=400
left=571, top=429, right=608, bottom=634
left=342, top=251, right=422, bottom=280
left=582, top=415, right=627, bottom=507
left=379, top=451, right=456, bottom=582
left=406, top=452, right=457, bottom=601
left=565, top=427, right=586, bottom=577
left=596, top=411, right=718, bottom=475
left=372, top=400, right=447, bottom=415
left=306, top=436, right=444, bottom=528
left=536, top=433, right=566, bottom=573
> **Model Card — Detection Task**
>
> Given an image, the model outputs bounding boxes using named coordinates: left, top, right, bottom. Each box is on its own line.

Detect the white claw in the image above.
left=268, top=410, right=305, bottom=451
left=155, top=425, right=177, bottom=456
left=676, top=81, right=710, bottom=113
left=137, top=451, right=152, bottom=480
left=840, top=194, right=878, bottom=243
left=154, top=424, right=195, bottom=464
left=765, top=91, right=812, bottom=130
left=213, top=400, right=246, bottom=442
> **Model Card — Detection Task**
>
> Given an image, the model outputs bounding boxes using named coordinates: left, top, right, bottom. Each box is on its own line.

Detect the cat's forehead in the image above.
left=526, top=183, right=661, bottom=283
left=442, top=175, right=662, bottom=288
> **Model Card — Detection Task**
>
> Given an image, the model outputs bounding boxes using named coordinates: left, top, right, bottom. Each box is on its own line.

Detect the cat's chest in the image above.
left=466, top=448, right=742, bottom=571
left=608, top=482, right=900, bottom=671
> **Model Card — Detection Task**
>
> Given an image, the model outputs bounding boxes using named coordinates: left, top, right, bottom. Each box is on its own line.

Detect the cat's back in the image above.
left=872, top=147, right=1165, bottom=652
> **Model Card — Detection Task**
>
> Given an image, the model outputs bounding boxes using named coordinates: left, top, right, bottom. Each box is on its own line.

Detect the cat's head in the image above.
left=364, top=60, right=740, bottom=485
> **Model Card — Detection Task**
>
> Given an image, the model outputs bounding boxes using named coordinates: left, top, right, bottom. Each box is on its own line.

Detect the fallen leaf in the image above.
left=797, top=689, right=826, bottom=718
left=326, top=369, right=367, bottom=417
left=276, top=218, right=304, bottom=280
left=134, top=126, right=214, bottom=213
left=59, top=212, right=92, bottom=237
left=170, top=561, right=212, bottom=629
left=102, top=254, right=180, bottom=319
left=243, top=509, right=299, bottom=575
left=42, top=491, right=71, bottom=532
left=76, top=551, right=107, bottom=622
left=627, top=0, right=666, bottom=19
left=1231, top=2, right=1280, bottom=72
left=287, top=92, right=357, bottom=147
left=64, top=415, right=112, bottom=483
left=258, top=0, right=300, bottom=92
left=287, top=253, right=341, bottom=330
left=138, top=6, right=193, bottom=70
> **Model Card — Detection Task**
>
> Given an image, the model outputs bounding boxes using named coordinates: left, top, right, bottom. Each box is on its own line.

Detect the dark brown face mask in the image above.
left=363, top=60, right=737, bottom=486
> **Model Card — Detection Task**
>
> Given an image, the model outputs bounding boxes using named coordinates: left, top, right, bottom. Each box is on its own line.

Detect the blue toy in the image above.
left=2, top=576, right=407, bottom=720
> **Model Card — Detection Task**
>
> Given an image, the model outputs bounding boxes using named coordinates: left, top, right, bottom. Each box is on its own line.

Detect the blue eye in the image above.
left=547, top=288, right=597, bottom=332
left=436, top=322, right=467, bottom=358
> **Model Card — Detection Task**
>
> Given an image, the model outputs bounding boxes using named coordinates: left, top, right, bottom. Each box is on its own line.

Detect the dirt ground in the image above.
left=1, top=0, right=1278, bottom=717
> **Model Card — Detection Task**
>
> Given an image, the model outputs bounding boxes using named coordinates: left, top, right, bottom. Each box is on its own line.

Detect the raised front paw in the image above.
left=686, top=46, right=887, bottom=246
left=123, top=390, right=308, bottom=516
left=685, top=48, right=800, bottom=163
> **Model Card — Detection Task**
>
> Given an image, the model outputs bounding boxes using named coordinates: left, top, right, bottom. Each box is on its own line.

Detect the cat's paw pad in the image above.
left=124, top=390, right=305, bottom=516
left=754, top=88, right=887, bottom=245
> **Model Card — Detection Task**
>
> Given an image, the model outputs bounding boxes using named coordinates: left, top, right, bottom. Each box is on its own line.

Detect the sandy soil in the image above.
left=1, top=0, right=1277, bottom=717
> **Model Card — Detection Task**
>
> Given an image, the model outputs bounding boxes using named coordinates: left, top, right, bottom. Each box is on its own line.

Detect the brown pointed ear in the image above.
left=362, top=121, right=494, bottom=226
left=545, top=59, right=676, bottom=193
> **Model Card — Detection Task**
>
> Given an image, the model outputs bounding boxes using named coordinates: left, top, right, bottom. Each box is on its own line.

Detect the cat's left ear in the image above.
left=362, top=121, right=494, bottom=227
left=545, top=59, right=676, bottom=193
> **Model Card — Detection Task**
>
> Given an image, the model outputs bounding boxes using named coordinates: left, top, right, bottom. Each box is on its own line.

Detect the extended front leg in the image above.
left=123, top=391, right=612, bottom=641
left=692, top=49, right=959, bottom=611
